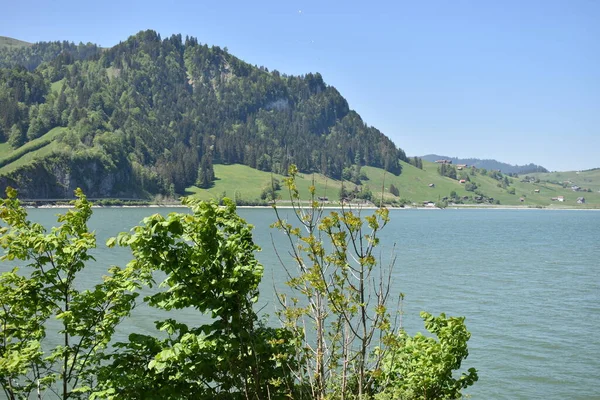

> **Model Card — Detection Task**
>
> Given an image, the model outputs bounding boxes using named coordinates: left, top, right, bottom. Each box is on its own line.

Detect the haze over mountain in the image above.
left=0, top=30, right=405, bottom=198
left=420, top=155, right=549, bottom=174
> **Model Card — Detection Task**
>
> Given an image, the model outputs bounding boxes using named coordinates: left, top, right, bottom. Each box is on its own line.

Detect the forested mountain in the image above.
left=0, top=30, right=406, bottom=198
left=0, top=40, right=102, bottom=71
left=420, top=154, right=548, bottom=174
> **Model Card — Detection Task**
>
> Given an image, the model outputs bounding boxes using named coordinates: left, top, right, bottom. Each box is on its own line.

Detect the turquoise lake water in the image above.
left=4, top=207, right=600, bottom=399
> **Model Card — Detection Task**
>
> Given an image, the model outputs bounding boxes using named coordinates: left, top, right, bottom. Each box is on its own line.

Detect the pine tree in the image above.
left=196, top=154, right=215, bottom=189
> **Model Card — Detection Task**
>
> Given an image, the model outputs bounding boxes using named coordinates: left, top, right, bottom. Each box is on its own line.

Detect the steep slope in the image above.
left=0, top=30, right=406, bottom=199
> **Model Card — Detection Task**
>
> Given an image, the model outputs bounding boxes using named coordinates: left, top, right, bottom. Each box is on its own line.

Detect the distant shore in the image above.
left=24, top=203, right=600, bottom=211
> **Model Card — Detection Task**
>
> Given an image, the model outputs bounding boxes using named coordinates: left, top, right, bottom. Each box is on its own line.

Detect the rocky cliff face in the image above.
left=0, top=155, right=141, bottom=199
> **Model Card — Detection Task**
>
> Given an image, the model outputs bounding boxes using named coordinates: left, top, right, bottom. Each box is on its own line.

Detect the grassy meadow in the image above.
left=51, top=78, right=66, bottom=93
left=185, top=164, right=341, bottom=203
left=183, top=161, right=600, bottom=207
left=0, top=127, right=66, bottom=174
left=527, top=169, right=600, bottom=193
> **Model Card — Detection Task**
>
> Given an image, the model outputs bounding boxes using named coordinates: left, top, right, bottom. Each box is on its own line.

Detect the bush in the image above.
left=376, top=312, right=478, bottom=399
left=355, top=185, right=373, bottom=201
left=465, top=182, right=477, bottom=192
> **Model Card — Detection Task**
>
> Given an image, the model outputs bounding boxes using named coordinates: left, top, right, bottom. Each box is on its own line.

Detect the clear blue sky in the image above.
left=2, top=0, right=598, bottom=171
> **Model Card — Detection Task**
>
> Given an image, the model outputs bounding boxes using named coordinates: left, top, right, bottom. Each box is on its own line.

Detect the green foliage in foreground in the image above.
left=94, top=197, right=296, bottom=399
left=0, top=182, right=477, bottom=399
left=0, top=187, right=139, bottom=399
left=375, top=312, right=478, bottom=400
left=272, top=166, right=477, bottom=399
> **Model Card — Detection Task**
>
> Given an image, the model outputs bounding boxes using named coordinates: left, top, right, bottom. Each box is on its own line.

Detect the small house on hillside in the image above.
left=557, top=196, right=564, bottom=202
left=459, top=179, right=466, bottom=184
left=577, top=197, right=585, bottom=204
left=534, top=189, right=540, bottom=193
left=428, top=183, right=435, bottom=187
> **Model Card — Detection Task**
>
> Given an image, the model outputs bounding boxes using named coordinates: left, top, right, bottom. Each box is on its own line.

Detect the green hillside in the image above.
left=362, top=162, right=471, bottom=203
left=360, top=162, right=600, bottom=207
left=186, top=164, right=338, bottom=203
left=527, top=169, right=600, bottom=193
left=0, top=127, right=66, bottom=173
left=182, top=161, right=600, bottom=208
left=0, top=36, right=31, bottom=49
left=186, top=162, right=472, bottom=206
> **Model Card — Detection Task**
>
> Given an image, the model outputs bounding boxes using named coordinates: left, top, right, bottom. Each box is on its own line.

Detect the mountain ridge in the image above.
left=420, top=154, right=548, bottom=174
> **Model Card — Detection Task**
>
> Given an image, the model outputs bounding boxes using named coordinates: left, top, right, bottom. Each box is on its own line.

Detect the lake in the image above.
left=4, top=207, right=600, bottom=399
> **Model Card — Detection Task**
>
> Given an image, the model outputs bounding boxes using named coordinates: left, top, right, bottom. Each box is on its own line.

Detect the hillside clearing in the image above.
left=0, top=127, right=67, bottom=173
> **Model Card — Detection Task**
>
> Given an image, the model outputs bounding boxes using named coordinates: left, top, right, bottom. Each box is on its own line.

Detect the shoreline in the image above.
left=24, top=203, right=600, bottom=211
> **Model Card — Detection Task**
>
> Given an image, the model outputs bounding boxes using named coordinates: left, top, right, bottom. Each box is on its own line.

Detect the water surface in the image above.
left=5, top=207, right=600, bottom=399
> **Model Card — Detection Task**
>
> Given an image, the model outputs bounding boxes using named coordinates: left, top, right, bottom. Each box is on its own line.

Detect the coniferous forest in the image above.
left=0, top=30, right=407, bottom=198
